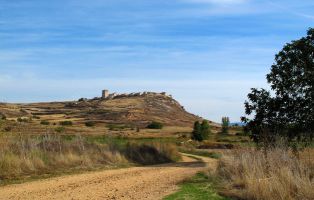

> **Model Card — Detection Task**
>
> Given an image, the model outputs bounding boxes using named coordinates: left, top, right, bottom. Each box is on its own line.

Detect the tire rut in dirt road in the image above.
left=0, top=155, right=215, bottom=200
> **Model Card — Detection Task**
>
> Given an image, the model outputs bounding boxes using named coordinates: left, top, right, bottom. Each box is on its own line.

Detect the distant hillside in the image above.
left=0, top=92, right=217, bottom=128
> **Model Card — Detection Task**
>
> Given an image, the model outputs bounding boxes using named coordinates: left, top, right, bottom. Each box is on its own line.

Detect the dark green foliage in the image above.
left=40, top=120, right=50, bottom=125
left=146, top=121, right=163, bottom=129
left=192, top=121, right=202, bottom=141
left=243, top=28, right=314, bottom=148
left=200, top=120, right=210, bottom=140
left=59, top=121, right=73, bottom=126
left=192, top=120, right=211, bottom=141
left=221, top=117, right=230, bottom=134
left=85, top=121, right=95, bottom=127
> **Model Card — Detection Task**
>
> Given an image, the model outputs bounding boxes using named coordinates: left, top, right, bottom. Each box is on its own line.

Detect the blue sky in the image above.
left=0, top=0, right=313, bottom=122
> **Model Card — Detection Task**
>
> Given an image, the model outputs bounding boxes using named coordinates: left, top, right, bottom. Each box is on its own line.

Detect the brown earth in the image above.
left=0, top=155, right=216, bottom=200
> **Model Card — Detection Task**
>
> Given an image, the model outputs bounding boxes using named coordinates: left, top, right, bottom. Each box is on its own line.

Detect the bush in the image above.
left=192, top=120, right=211, bottom=141
left=85, top=121, right=95, bottom=127
left=59, top=121, right=73, bottom=126
left=146, top=121, right=163, bottom=129
left=40, top=120, right=50, bottom=125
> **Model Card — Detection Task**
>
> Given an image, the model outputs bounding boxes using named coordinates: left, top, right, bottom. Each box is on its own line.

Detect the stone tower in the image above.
left=102, top=90, right=109, bottom=99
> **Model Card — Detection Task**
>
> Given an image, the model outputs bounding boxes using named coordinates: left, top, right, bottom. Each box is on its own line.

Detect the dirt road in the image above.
left=0, top=155, right=216, bottom=200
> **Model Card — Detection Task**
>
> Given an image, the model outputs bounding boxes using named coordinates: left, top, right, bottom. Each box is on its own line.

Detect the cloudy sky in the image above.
left=0, top=0, right=313, bottom=122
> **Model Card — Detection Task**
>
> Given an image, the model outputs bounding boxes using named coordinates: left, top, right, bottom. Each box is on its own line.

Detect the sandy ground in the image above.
left=0, top=155, right=216, bottom=200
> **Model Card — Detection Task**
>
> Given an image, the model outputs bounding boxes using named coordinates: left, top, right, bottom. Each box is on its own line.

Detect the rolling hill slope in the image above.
left=0, top=92, right=216, bottom=128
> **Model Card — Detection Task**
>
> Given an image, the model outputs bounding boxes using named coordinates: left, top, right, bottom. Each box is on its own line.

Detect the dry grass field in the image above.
left=216, top=148, right=314, bottom=200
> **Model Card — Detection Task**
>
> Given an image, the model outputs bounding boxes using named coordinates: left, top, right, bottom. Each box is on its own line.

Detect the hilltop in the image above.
left=0, top=92, right=218, bottom=130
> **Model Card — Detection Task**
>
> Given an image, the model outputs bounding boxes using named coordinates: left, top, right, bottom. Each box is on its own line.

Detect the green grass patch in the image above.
left=164, top=172, right=230, bottom=200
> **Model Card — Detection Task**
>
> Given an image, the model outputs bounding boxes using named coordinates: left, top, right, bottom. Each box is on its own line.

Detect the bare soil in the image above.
left=0, top=155, right=216, bottom=200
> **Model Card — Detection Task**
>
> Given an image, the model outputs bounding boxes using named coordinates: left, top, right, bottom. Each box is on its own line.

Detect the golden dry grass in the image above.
left=0, top=133, right=181, bottom=183
left=217, top=148, right=314, bottom=200
left=0, top=134, right=128, bottom=180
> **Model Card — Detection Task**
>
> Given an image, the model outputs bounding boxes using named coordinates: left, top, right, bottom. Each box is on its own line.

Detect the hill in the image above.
left=0, top=92, right=217, bottom=129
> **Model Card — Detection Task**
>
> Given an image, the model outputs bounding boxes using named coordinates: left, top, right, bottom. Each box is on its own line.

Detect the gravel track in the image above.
left=0, top=155, right=216, bottom=200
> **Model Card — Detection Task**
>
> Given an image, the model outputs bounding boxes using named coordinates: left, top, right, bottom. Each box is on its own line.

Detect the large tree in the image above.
left=243, top=28, right=314, bottom=147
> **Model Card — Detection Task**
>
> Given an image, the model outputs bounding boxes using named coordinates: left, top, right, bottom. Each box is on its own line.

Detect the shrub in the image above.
left=192, top=120, right=211, bottom=141
left=59, top=121, right=73, bottom=126
left=40, top=120, right=50, bottom=125
left=146, top=121, right=163, bottom=129
left=85, top=121, right=95, bottom=127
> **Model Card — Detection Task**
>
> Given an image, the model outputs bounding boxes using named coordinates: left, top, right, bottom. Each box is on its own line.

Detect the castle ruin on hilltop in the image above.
left=101, top=89, right=172, bottom=100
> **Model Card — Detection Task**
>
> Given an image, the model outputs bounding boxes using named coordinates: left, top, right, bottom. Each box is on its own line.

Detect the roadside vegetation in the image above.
left=214, top=28, right=314, bottom=200
left=164, top=172, right=230, bottom=200
left=0, top=133, right=180, bottom=184
left=217, top=148, right=314, bottom=200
